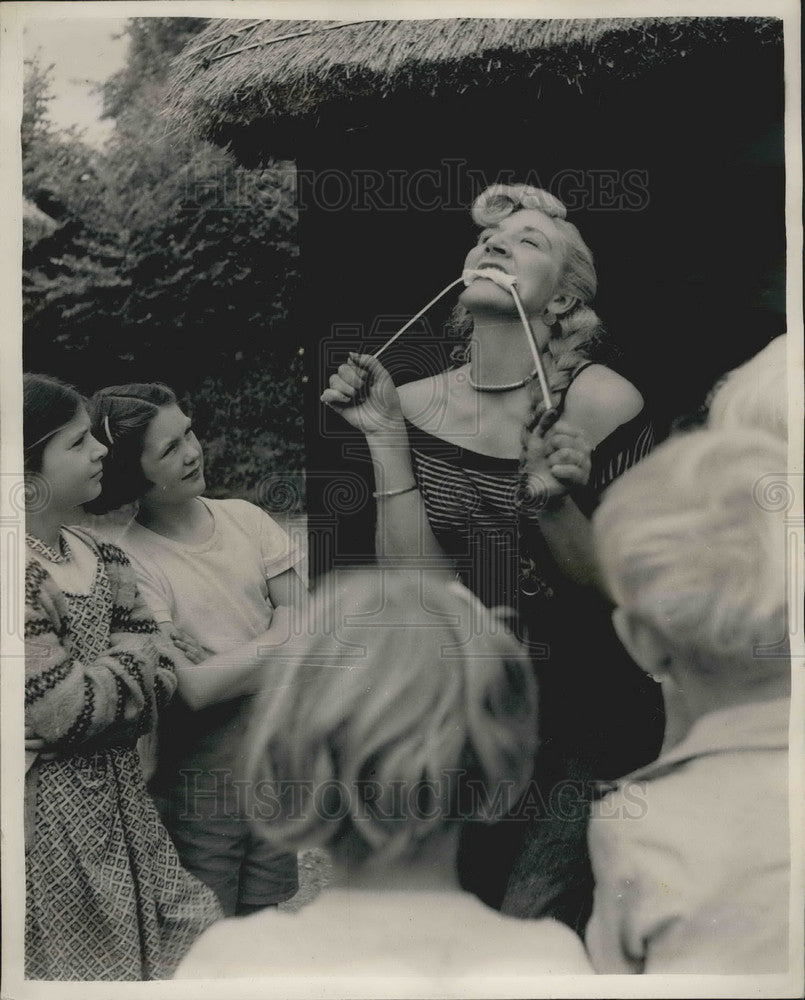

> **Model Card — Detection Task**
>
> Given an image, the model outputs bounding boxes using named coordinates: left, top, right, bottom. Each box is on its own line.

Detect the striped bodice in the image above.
left=406, top=379, right=655, bottom=642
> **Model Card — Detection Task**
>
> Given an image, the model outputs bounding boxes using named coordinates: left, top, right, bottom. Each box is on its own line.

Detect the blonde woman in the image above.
left=322, top=184, right=663, bottom=923
left=176, top=570, right=593, bottom=982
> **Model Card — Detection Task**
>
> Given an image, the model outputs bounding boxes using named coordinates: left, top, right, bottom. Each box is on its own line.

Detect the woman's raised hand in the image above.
left=321, top=353, right=405, bottom=436
left=523, top=413, right=592, bottom=499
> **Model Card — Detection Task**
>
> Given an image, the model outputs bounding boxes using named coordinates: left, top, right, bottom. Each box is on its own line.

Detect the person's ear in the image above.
left=611, top=608, right=672, bottom=682
left=546, top=291, right=578, bottom=318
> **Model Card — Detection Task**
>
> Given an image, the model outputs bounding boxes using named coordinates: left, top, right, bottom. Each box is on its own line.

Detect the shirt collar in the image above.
left=619, top=697, right=790, bottom=784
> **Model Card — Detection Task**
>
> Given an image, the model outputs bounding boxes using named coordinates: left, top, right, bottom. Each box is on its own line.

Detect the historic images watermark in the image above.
left=182, top=158, right=651, bottom=214
left=172, top=769, right=650, bottom=824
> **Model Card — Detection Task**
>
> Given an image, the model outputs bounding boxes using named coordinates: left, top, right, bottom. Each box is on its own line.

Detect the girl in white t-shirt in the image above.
left=88, top=382, right=306, bottom=917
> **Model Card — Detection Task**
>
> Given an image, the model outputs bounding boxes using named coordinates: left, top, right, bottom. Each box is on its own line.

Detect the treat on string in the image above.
left=461, top=267, right=519, bottom=291
left=463, top=268, right=554, bottom=413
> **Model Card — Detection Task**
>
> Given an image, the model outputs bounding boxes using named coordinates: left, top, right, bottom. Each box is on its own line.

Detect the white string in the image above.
left=510, top=286, right=555, bottom=413
left=372, top=277, right=466, bottom=359
left=369, top=272, right=555, bottom=414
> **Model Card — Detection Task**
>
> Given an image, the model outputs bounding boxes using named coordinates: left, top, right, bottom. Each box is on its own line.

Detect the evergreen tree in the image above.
left=22, top=20, right=305, bottom=508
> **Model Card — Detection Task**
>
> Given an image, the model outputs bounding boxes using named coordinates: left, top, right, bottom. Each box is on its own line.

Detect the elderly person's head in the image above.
left=707, top=335, right=787, bottom=440
left=594, top=427, right=788, bottom=689
left=242, top=570, right=538, bottom=871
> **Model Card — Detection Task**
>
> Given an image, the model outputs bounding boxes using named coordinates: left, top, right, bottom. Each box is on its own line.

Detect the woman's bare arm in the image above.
left=322, top=354, right=454, bottom=579
left=526, top=366, right=644, bottom=588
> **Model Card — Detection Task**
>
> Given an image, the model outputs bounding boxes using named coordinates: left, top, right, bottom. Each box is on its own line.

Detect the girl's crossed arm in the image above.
left=25, top=552, right=178, bottom=751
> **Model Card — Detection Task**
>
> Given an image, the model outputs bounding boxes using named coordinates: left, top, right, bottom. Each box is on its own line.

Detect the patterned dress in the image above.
left=406, top=364, right=665, bottom=926
left=24, top=527, right=222, bottom=981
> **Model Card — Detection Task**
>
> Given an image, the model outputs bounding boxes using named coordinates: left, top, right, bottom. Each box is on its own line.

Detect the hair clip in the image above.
left=24, top=426, right=61, bottom=451
left=103, top=415, right=114, bottom=446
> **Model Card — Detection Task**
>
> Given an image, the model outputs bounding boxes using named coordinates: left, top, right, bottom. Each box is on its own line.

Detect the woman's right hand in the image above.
left=321, top=353, right=404, bottom=436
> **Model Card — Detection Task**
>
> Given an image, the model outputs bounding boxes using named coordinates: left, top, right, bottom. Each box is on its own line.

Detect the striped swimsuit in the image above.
left=407, top=362, right=655, bottom=647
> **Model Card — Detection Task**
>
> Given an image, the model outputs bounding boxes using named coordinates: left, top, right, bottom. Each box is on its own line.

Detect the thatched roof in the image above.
left=165, top=16, right=781, bottom=145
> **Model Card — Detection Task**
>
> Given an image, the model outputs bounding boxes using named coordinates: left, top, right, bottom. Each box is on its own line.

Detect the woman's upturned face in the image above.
left=37, top=405, right=108, bottom=509
left=139, top=404, right=205, bottom=505
left=460, top=208, right=566, bottom=318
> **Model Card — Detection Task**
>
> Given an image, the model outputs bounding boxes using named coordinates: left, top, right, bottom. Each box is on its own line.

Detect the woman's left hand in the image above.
left=523, top=415, right=592, bottom=497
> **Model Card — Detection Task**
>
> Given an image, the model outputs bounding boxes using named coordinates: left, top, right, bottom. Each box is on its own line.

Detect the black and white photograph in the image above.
left=1, top=1, right=802, bottom=996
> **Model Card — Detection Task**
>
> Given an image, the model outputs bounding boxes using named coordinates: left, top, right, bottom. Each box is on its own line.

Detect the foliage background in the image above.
left=23, top=18, right=306, bottom=511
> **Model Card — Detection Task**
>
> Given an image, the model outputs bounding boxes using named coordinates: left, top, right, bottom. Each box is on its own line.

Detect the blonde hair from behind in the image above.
left=593, top=427, right=788, bottom=680
left=242, top=570, right=538, bottom=867
left=707, top=335, right=788, bottom=440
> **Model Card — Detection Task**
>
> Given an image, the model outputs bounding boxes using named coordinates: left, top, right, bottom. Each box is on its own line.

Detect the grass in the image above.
left=280, top=849, right=334, bottom=913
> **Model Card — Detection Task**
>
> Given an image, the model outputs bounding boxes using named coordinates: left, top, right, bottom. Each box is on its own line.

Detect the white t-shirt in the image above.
left=585, top=697, right=790, bottom=974
left=121, top=498, right=302, bottom=652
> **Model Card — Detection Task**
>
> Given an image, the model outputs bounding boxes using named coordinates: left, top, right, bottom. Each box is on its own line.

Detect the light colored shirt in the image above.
left=175, top=888, right=594, bottom=986
left=120, top=497, right=303, bottom=794
left=121, top=497, right=301, bottom=652
left=586, top=697, right=790, bottom=974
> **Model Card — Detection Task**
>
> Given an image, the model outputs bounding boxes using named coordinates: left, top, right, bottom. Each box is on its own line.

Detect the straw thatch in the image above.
left=165, top=17, right=781, bottom=143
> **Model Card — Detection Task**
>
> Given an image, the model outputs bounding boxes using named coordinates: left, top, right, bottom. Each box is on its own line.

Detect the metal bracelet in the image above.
left=372, top=482, right=418, bottom=499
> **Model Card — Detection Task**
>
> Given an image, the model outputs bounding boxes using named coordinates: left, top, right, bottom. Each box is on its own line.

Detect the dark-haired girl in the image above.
left=323, top=184, right=664, bottom=928
left=23, top=374, right=221, bottom=981
left=88, top=383, right=305, bottom=918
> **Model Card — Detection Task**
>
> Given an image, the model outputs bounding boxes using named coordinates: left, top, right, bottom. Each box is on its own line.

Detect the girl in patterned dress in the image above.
left=23, top=374, right=221, bottom=981
left=322, top=184, right=664, bottom=928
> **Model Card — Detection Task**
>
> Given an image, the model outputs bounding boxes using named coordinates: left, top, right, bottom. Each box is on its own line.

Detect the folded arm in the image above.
left=25, top=560, right=177, bottom=750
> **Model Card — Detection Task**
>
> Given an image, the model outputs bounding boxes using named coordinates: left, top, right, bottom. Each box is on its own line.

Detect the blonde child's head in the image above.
left=707, top=335, right=787, bottom=440
left=593, top=428, right=788, bottom=688
left=242, top=569, right=538, bottom=869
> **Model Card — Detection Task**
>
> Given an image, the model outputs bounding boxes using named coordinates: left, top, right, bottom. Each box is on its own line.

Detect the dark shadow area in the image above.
left=289, top=32, right=784, bottom=574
